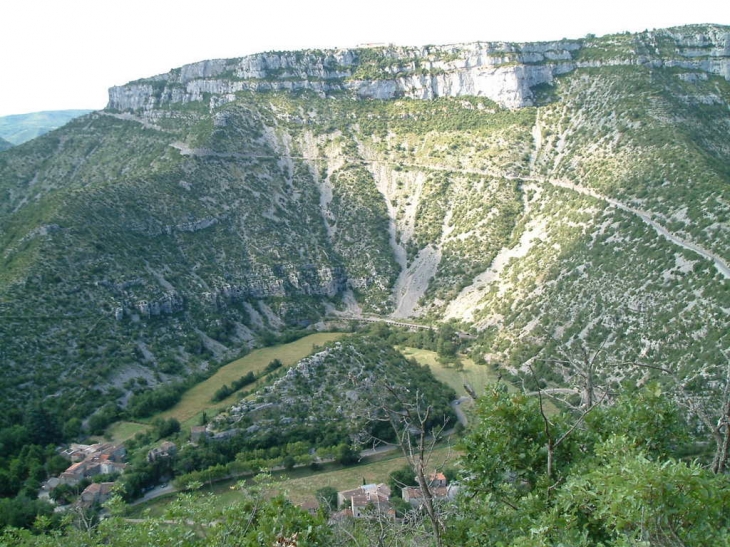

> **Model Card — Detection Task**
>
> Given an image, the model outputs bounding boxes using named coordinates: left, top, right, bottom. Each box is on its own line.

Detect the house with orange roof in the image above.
left=59, top=462, right=87, bottom=485
left=79, top=482, right=115, bottom=506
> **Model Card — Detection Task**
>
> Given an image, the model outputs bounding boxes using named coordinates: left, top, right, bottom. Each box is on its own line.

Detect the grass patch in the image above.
left=107, top=421, right=152, bottom=443
left=398, top=347, right=502, bottom=397
left=157, top=332, right=347, bottom=428
left=399, top=347, right=559, bottom=415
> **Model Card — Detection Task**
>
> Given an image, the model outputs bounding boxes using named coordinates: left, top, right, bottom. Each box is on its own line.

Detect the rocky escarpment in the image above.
left=107, top=43, right=575, bottom=111
left=108, top=25, right=730, bottom=112
left=204, top=265, right=347, bottom=303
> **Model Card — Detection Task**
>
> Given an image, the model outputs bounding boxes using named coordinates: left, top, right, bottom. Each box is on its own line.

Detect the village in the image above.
left=37, top=430, right=458, bottom=522
left=38, top=442, right=127, bottom=509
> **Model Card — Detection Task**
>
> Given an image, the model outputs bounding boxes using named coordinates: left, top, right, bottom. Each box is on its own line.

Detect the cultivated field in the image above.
left=108, top=421, right=152, bottom=443
left=273, top=444, right=460, bottom=505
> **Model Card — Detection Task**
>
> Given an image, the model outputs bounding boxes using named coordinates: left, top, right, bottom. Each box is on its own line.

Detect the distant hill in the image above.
left=0, top=109, right=93, bottom=145
left=0, top=137, right=12, bottom=151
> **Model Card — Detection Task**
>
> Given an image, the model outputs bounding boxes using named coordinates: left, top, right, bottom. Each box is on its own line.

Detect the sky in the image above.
left=1, top=0, right=728, bottom=117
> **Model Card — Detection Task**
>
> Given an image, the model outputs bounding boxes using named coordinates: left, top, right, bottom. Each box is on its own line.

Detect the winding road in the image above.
left=546, top=178, right=730, bottom=279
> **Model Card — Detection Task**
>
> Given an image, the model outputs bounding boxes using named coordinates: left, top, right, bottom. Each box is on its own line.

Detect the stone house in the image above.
left=337, top=483, right=392, bottom=518
left=401, top=473, right=453, bottom=508
left=58, top=443, right=127, bottom=485
left=428, top=472, right=447, bottom=487
left=61, top=443, right=126, bottom=464
left=79, top=482, right=115, bottom=506
left=147, top=441, right=177, bottom=463
left=59, top=462, right=88, bottom=485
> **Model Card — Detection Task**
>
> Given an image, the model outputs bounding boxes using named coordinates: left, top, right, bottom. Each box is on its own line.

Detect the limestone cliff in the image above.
left=108, top=25, right=730, bottom=112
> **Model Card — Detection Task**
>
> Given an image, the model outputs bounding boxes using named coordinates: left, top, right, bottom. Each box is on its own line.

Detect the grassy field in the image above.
left=155, top=332, right=347, bottom=429
left=398, top=347, right=504, bottom=397
left=397, top=347, right=560, bottom=417
left=127, top=444, right=461, bottom=517
left=108, top=421, right=152, bottom=443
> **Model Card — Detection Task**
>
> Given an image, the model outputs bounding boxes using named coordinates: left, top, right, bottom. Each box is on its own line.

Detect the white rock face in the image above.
left=106, top=26, right=730, bottom=112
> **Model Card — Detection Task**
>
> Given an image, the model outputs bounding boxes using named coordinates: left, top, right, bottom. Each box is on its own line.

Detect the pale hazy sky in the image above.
left=1, top=0, right=728, bottom=117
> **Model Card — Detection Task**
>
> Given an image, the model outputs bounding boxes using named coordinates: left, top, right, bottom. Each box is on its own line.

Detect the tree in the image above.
left=388, top=464, right=418, bottom=497
left=62, top=417, right=83, bottom=440
left=264, top=359, right=283, bottom=374
left=450, top=383, right=729, bottom=547
left=636, top=351, right=730, bottom=473
left=23, top=405, right=61, bottom=446
left=315, top=486, right=338, bottom=513
left=526, top=336, right=621, bottom=410
left=333, top=443, right=358, bottom=466
left=372, top=385, right=452, bottom=547
left=152, top=417, right=181, bottom=439
left=553, top=436, right=730, bottom=546
left=460, top=385, right=556, bottom=498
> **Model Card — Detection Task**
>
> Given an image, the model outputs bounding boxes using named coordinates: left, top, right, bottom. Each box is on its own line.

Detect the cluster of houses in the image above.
left=331, top=472, right=457, bottom=519
left=39, top=442, right=127, bottom=508
left=37, top=434, right=455, bottom=518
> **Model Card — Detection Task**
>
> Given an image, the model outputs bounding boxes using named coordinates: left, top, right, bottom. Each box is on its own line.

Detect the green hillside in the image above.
left=0, top=24, right=727, bottom=434
left=1, top=23, right=730, bottom=545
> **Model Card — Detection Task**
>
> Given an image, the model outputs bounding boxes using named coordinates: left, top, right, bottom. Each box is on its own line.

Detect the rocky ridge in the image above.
left=108, top=26, right=730, bottom=111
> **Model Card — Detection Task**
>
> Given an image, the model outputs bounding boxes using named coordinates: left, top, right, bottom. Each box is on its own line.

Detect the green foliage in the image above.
left=584, top=383, right=689, bottom=458
left=0, top=497, right=54, bottom=530
left=333, top=443, right=358, bottom=465
left=210, top=371, right=256, bottom=402
left=315, top=486, right=338, bottom=512
left=164, top=335, right=456, bottom=496
left=459, top=385, right=557, bottom=494
left=552, top=437, right=730, bottom=546
left=450, top=384, right=730, bottom=546
left=1, top=29, right=729, bottom=541
left=1, top=480, right=331, bottom=546
left=87, top=404, right=122, bottom=436
left=388, top=464, right=417, bottom=497
left=208, top=335, right=456, bottom=455
left=264, top=358, right=283, bottom=374
left=151, top=417, right=180, bottom=439
left=127, top=384, right=186, bottom=419
left=22, top=406, right=62, bottom=447
left=3, top=52, right=726, bottom=432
